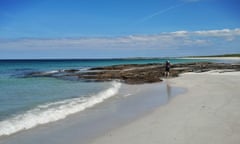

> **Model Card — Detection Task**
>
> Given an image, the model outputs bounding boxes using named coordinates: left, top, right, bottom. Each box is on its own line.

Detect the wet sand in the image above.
left=90, top=71, right=240, bottom=144
left=0, top=82, right=184, bottom=144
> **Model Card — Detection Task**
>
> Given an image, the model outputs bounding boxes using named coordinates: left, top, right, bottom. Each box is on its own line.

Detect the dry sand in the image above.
left=180, top=57, right=240, bottom=60
left=91, top=71, right=240, bottom=144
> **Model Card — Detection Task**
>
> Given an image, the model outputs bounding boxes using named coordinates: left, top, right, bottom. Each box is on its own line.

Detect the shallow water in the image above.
left=0, top=81, right=185, bottom=144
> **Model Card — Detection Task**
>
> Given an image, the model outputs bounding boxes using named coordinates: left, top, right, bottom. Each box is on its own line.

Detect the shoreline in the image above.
left=2, top=70, right=239, bottom=144
left=0, top=82, right=184, bottom=144
left=24, top=61, right=240, bottom=84
left=90, top=71, right=240, bottom=144
left=180, top=57, right=240, bottom=60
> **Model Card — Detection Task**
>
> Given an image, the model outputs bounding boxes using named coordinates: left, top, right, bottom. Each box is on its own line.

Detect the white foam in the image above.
left=0, top=81, right=121, bottom=136
left=43, top=70, right=59, bottom=74
left=123, top=93, right=132, bottom=97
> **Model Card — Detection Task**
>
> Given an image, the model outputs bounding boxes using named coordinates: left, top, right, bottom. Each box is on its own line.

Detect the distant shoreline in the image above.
left=24, top=62, right=240, bottom=84
left=181, top=53, right=240, bottom=60
left=180, top=57, right=240, bottom=60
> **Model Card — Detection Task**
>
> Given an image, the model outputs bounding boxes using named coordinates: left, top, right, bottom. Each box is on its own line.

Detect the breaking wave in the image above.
left=0, top=81, right=121, bottom=136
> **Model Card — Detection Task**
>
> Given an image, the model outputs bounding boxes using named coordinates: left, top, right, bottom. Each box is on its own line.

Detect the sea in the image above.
left=0, top=58, right=232, bottom=136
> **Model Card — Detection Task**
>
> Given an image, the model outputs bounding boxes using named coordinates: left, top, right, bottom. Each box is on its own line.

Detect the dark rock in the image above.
left=63, top=69, right=79, bottom=73
left=23, top=62, right=240, bottom=84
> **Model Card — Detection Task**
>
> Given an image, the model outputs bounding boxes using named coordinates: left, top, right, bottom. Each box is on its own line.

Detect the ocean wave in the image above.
left=0, top=81, right=121, bottom=136
left=42, top=70, right=59, bottom=74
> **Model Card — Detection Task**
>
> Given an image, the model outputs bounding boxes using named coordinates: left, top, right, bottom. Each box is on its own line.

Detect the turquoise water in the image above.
left=0, top=58, right=211, bottom=72
left=0, top=58, right=220, bottom=136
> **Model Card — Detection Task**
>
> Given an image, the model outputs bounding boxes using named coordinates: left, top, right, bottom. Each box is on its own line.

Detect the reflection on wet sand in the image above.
left=166, top=82, right=172, bottom=98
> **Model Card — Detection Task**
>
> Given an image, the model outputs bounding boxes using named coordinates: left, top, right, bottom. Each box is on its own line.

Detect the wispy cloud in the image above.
left=194, top=28, right=240, bottom=37
left=0, top=28, right=239, bottom=58
left=139, top=0, right=203, bottom=23
left=1, top=29, right=240, bottom=49
left=139, top=3, right=185, bottom=23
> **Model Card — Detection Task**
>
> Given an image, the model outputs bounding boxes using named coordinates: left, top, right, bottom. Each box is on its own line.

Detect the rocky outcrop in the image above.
left=24, top=62, right=240, bottom=84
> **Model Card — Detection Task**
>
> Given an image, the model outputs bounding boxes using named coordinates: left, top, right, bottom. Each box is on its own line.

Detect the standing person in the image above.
left=165, top=60, right=171, bottom=77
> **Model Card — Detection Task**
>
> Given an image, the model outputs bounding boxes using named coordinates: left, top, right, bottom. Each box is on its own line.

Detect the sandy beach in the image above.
left=180, top=57, right=240, bottom=61
left=180, top=57, right=240, bottom=65
left=1, top=70, right=240, bottom=144
left=1, top=0, right=240, bottom=143
left=91, top=71, right=240, bottom=144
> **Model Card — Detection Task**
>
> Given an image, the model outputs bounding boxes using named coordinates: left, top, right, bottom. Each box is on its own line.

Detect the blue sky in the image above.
left=0, top=0, right=240, bottom=58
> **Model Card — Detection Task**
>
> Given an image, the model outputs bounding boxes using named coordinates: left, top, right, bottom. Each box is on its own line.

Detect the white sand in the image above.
left=180, top=57, right=240, bottom=60
left=91, top=71, right=240, bottom=144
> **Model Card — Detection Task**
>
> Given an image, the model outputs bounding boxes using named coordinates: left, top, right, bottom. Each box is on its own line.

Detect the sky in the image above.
left=0, top=0, right=240, bottom=59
